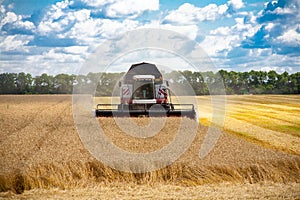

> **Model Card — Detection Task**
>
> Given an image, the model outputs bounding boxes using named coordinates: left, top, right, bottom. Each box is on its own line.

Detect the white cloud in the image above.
left=221, top=47, right=300, bottom=74
left=141, top=18, right=198, bottom=40
left=60, top=18, right=139, bottom=46
left=72, top=9, right=90, bottom=22
left=71, top=0, right=159, bottom=19
left=200, top=15, right=260, bottom=57
left=38, top=48, right=83, bottom=63
left=160, top=24, right=198, bottom=41
left=265, top=22, right=275, bottom=31
left=43, top=0, right=69, bottom=21
left=109, top=49, right=195, bottom=73
left=37, top=1, right=81, bottom=35
left=64, top=18, right=101, bottom=39
left=163, top=0, right=246, bottom=26
left=233, top=17, right=260, bottom=39
left=163, top=3, right=229, bottom=25
left=0, top=5, right=5, bottom=15
left=228, top=0, right=244, bottom=10
left=163, top=3, right=198, bottom=25
left=105, top=0, right=159, bottom=18
left=277, top=28, right=300, bottom=46
left=18, top=20, right=35, bottom=30
left=74, top=0, right=114, bottom=8
left=52, top=0, right=70, bottom=12
left=0, top=35, right=32, bottom=51
left=200, top=34, right=239, bottom=56
left=100, top=19, right=139, bottom=38
left=200, top=4, right=228, bottom=21
left=244, top=11, right=257, bottom=24
left=0, top=8, right=36, bottom=34
left=38, top=2, right=98, bottom=37
left=7, top=3, right=14, bottom=10
left=64, top=46, right=89, bottom=55
left=1, top=11, right=18, bottom=24
left=1, top=12, right=35, bottom=32
left=24, top=48, right=84, bottom=74
left=36, top=0, right=142, bottom=45
left=210, top=26, right=231, bottom=36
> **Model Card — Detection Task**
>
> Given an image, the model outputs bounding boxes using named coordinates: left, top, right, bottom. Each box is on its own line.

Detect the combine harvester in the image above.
left=95, top=62, right=196, bottom=119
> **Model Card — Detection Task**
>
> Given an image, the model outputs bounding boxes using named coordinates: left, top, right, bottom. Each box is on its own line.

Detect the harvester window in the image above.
left=132, top=80, right=154, bottom=99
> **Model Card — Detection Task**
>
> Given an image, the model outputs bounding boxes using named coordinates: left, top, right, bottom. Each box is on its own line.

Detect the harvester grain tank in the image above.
left=95, top=62, right=196, bottom=119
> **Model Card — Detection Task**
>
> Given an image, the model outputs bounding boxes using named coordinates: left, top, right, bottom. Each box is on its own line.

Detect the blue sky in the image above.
left=0, top=0, right=299, bottom=75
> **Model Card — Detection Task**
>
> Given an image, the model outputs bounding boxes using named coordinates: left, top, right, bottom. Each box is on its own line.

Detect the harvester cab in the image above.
left=95, top=62, right=196, bottom=119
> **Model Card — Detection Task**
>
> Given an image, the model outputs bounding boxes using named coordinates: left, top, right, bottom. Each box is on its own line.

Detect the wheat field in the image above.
left=196, top=95, right=300, bottom=155
left=0, top=95, right=299, bottom=199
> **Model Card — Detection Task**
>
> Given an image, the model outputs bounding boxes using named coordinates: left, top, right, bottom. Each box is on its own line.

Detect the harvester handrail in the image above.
left=170, top=103, right=195, bottom=110
left=96, top=104, right=119, bottom=110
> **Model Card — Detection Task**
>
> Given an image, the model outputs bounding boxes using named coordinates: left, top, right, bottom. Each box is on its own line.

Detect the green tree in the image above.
left=0, top=73, right=17, bottom=94
left=16, top=72, right=33, bottom=94
left=277, top=71, right=289, bottom=94
left=96, top=72, right=123, bottom=96
left=266, top=70, right=278, bottom=93
left=290, top=72, right=300, bottom=94
left=54, top=74, right=75, bottom=94
left=34, top=73, right=54, bottom=94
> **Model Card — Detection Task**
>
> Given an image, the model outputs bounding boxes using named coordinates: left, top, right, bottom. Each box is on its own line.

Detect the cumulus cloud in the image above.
left=201, top=34, right=240, bottom=56
left=163, top=3, right=228, bottom=25
left=0, top=11, right=35, bottom=34
left=72, top=0, right=115, bottom=8
left=241, top=0, right=300, bottom=56
left=59, top=18, right=139, bottom=46
left=27, top=48, right=83, bottom=63
left=277, top=28, right=300, bottom=45
left=70, top=0, right=159, bottom=19
left=64, top=46, right=89, bottom=55
left=160, top=24, right=198, bottom=41
left=213, top=0, right=300, bottom=72
left=22, top=48, right=84, bottom=75
left=257, top=0, right=299, bottom=23
left=105, top=0, right=159, bottom=19
left=37, top=1, right=78, bottom=35
left=1, top=11, right=18, bottom=24
left=0, top=4, right=6, bottom=15
left=228, top=0, right=244, bottom=10
left=162, top=0, right=245, bottom=25
left=0, top=35, right=32, bottom=51
left=200, top=16, right=260, bottom=57
left=219, top=46, right=298, bottom=73
left=242, top=25, right=271, bottom=49
left=20, top=0, right=140, bottom=48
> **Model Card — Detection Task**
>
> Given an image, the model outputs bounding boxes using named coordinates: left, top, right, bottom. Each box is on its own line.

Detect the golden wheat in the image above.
left=196, top=95, right=300, bottom=155
left=0, top=95, right=299, bottom=198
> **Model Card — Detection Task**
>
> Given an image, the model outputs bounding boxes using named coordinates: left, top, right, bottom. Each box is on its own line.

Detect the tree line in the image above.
left=0, top=70, right=299, bottom=95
